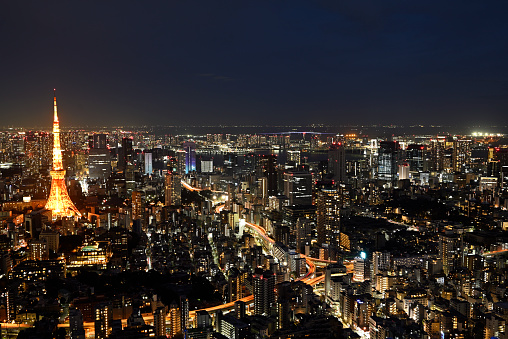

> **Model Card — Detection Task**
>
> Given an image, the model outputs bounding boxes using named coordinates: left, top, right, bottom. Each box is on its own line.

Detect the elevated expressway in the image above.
left=180, top=181, right=331, bottom=317
left=0, top=183, right=333, bottom=335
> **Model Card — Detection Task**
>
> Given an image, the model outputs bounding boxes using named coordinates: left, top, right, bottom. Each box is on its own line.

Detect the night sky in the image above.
left=1, top=1, right=507, bottom=128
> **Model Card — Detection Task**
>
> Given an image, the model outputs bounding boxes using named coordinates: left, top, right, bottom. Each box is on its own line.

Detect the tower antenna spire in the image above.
left=45, top=90, right=81, bottom=219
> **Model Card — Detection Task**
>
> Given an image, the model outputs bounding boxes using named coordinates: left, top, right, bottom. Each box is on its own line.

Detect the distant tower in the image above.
left=45, top=90, right=81, bottom=219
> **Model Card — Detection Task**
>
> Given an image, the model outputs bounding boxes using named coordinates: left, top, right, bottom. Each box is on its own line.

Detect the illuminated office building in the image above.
left=253, top=269, right=275, bottom=316
left=89, top=134, right=111, bottom=180
left=165, top=158, right=181, bottom=206
left=283, top=171, right=312, bottom=206
left=316, top=187, right=341, bottom=246
left=378, top=141, right=401, bottom=183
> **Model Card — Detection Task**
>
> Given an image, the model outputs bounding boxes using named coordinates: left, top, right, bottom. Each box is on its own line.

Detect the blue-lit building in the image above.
left=183, top=141, right=196, bottom=173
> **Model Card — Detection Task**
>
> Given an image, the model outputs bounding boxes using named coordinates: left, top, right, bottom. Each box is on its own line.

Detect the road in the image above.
left=0, top=182, right=330, bottom=336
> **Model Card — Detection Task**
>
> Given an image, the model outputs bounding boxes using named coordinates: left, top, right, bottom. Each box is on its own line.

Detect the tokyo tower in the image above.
left=45, top=90, right=81, bottom=219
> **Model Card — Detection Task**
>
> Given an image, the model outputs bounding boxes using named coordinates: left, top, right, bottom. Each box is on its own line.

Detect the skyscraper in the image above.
left=406, top=144, right=425, bottom=172
left=132, top=191, right=143, bottom=222
left=253, top=269, right=275, bottom=316
left=372, top=251, right=391, bottom=276
left=153, top=307, right=166, bottom=337
left=94, top=302, right=112, bottom=339
left=283, top=171, right=313, bottom=206
left=452, top=138, right=472, bottom=173
left=180, top=295, right=189, bottom=333
left=328, top=142, right=346, bottom=182
left=316, top=187, right=341, bottom=246
left=168, top=302, right=181, bottom=337
left=165, top=158, right=181, bottom=206
left=45, top=91, right=81, bottom=219
left=144, top=152, right=153, bottom=175
left=258, top=154, right=277, bottom=196
left=439, top=233, right=462, bottom=275
left=183, top=141, right=196, bottom=173
left=118, top=137, right=133, bottom=171
left=92, top=134, right=107, bottom=149
left=88, top=133, right=111, bottom=180
left=377, top=141, right=401, bottom=183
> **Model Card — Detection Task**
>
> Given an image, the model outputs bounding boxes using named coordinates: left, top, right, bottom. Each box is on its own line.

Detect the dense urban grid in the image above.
left=0, top=98, right=507, bottom=339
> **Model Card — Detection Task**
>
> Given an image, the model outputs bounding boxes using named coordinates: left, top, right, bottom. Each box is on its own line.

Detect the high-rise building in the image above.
left=377, top=141, right=401, bottom=183
left=353, top=254, right=370, bottom=282
left=91, top=134, right=107, bottom=149
left=89, top=136, right=111, bottom=181
left=439, top=233, right=462, bottom=275
left=220, top=314, right=250, bottom=339
left=295, top=218, right=313, bottom=254
left=180, top=295, right=189, bottom=333
left=372, top=251, right=391, bottom=276
left=183, top=141, right=196, bottom=173
left=328, top=143, right=346, bottom=182
left=196, top=310, right=212, bottom=329
left=258, top=154, right=278, bottom=196
left=144, top=152, right=152, bottom=175
left=165, top=158, right=181, bottom=206
left=228, top=269, right=243, bottom=302
left=452, top=138, right=472, bottom=173
left=153, top=306, right=166, bottom=337
left=45, top=91, right=81, bottom=219
left=430, top=137, right=446, bottom=171
left=316, top=187, right=341, bottom=246
left=201, top=159, right=214, bottom=173
left=398, top=163, right=410, bottom=180
left=234, top=300, right=246, bottom=319
left=168, top=302, right=181, bottom=337
left=89, top=148, right=111, bottom=180
left=132, top=191, right=143, bottom=222
left=24, top=131, right=52, bottom=178
left=325, top=263, right=347, bottom=300
left=283, top=171, right=313, bottom=206
left=125, top=163, right=135, bottom=195
left=69, top=308, right=85, bottom=339
left=176, top=150, right=186, bottom=175
left=94, top=302, right=112, bottom=339
left=253, top=269, right=275, bottom=316
left=28, top=239, right=48, bottom=260
left=406, top=144, right=425, bottom=172
left=39, top=230, right=60, bottom=253
left=118, top=137, right=133, bottom=171
left=287, top=150, right=301, bottom=165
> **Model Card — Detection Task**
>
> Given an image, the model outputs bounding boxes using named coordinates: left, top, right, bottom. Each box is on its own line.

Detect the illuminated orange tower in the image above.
left=45, top=90, right=81, bottom=219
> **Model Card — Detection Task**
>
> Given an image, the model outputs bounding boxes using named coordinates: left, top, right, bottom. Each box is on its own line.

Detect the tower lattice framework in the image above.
left=45, top=90, right=81, bottom=219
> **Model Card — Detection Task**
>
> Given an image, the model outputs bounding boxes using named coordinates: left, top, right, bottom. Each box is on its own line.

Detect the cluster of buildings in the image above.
left=0, top=102, right=508, bottom=339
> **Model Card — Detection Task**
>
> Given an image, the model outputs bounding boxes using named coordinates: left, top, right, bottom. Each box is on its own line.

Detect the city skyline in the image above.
left=1, top=1, right=507, bottom=128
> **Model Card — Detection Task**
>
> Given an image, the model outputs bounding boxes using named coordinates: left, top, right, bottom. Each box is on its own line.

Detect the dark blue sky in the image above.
left=1, top=1, right=507, bottom=128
